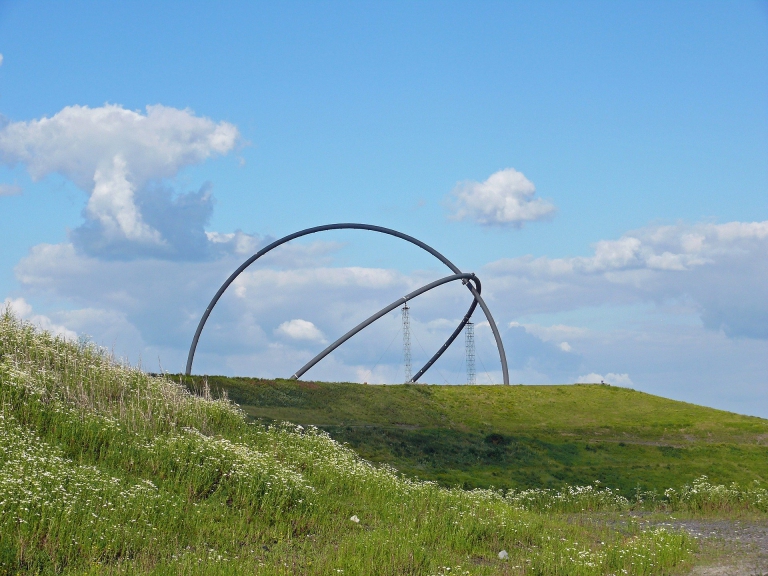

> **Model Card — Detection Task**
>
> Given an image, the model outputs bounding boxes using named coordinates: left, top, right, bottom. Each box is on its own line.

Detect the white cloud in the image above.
left=576, top=372, right=634, bottom=387
left=0, top=104, right=240, bottom=259
left=12, top=242, right=246, bottom=347
left=276, top=319, right=326, bottom=343
left=206, top=231, right=260, bottom=256
left=0, top=183, right=22, bottom=196
left=0, top=54, right=3, bottom=66
left=448, top=168, right=556, bottom=227
left=0, top=104, right=239, bottom=188
left=89, top=154, right=164, bottom=245
left=714, top=221, right=768, bottom=241
left=501, top=323, right=582, bottom=377
left=59, top=307, right=145, bottom=352
left=3, top=297, right=77, bottom=341
left=558, top=342, right=572, bottom=352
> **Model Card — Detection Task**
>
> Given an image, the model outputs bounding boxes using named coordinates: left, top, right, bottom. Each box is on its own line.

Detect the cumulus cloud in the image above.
left=70, top=181, right=218, bottom=260
left=0, top=104, right=238, bottom=190
left=448, top=168, right=556, bottom=227
left=576, top=372, right=634, bottom=387
left=0, top=183, right=22, bottom=196
left=276, top=319, right=326, bottom=343
left=0, top=104, right=240, bottom=259
left=3, top=297, right=77, bottom=340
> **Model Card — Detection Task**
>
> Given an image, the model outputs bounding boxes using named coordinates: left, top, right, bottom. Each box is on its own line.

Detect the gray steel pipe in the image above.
left=185, top=223, right=509, bottom=384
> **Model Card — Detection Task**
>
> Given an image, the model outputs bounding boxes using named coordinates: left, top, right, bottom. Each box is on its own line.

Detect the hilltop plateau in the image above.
left=179, top=376, right=768, bottom=496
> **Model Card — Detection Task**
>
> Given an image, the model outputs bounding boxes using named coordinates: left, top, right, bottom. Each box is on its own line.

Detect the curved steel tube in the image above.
left=185, top=223, right=509, bottom=384
left=291, top=273, right=475, bottom=379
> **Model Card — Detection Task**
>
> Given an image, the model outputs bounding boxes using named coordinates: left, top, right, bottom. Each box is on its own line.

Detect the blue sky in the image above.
left=1, top=1, right=766, bottom=415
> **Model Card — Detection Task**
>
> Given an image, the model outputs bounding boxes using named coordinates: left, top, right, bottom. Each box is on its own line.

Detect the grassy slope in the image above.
left=185, top=376, right=768, bottom=495
left=3, top=313, right=711, bottom=575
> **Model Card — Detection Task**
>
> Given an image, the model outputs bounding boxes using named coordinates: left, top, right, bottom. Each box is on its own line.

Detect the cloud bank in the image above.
left=485, top=220, right=768, bottom=339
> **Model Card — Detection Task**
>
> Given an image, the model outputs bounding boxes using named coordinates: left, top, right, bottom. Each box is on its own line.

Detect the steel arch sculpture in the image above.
left=185, top=223, right=509, bottom=384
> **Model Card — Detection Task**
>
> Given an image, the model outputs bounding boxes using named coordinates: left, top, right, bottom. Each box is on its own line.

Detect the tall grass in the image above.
left=0, top=309, right=749, bottom=574
left=503, top=477, right=768, bottom=514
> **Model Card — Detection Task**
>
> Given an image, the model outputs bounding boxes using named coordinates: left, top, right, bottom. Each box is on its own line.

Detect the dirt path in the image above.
left=635, top=517, right=768, bottom=575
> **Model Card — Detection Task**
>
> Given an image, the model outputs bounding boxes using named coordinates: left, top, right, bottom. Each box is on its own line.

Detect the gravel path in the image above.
left=635, top=517, right=768, bottom=575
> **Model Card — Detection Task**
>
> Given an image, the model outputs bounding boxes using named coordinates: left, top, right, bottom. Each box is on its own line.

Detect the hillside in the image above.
left=180, top=376, right=768, bottom=495
left=4, top=312, right=768, bottom=574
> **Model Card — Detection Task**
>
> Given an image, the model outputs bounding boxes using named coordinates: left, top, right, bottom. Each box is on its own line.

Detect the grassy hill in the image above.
left=3, top=312, right=768, bottom=574
left=180, top=376, right=768, bottom=495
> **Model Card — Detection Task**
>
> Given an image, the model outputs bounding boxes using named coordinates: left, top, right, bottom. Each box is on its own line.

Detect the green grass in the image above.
left=181, top=376, right=768, bottom=495
left=2, top=311, right=766, bottom=574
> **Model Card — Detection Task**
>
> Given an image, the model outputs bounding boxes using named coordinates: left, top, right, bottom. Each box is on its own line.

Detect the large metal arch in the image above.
left=185, top=223, right=509, bottom=384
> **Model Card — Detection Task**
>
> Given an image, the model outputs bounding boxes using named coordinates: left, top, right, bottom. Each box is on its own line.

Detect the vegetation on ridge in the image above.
left=187, top=376, right=768, bottom=495
left=0, top=312, right=764, bottom=574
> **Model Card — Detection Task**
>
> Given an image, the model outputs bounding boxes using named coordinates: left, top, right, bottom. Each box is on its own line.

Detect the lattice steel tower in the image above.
left=465, top=321, right=476, bottom=385
left=402, top=303, right=412, bottom=382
